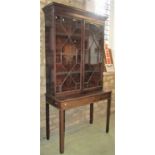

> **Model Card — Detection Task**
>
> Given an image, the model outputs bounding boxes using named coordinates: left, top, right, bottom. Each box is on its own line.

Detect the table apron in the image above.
left=60, top=94, right=111, bottom=110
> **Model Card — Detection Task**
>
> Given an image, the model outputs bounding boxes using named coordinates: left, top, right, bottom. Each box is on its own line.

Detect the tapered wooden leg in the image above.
left=59, top=109, right=65, bottom=154
left=106, top=98, right=111, bottom=133
left=90, top=103, right=94, bottom=124
left=46, top=103, right=50, bottom=140
left=63, top=111, right=65, bottom=132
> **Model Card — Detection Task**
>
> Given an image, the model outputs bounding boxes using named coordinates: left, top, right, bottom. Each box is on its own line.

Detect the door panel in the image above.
left=84, top=22, right=104, bottom=90
left=55, top=15, right=82, bottom=93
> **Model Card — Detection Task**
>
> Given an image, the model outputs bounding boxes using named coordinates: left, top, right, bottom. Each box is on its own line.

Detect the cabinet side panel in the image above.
left=44, top=6, right=56, bottom=96
left=45, top=26, right=54, bottom=95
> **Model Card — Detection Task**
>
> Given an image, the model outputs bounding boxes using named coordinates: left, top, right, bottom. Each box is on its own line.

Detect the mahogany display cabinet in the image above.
left=43, top=2, right=112, bottom=153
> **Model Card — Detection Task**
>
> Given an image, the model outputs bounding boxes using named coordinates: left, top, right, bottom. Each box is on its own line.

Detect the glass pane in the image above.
left=84, top=23, right=104, bottom=89
left=55, top=16, right=81, bottom=93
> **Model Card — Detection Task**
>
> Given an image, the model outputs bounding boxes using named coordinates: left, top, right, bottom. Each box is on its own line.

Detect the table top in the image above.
left=46, top=90, right=111, bottom=103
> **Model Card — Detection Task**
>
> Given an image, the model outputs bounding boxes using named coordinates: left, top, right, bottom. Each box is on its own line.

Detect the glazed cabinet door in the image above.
left=55, top=15, right=82, bottom=94
left=83, top=22, right=104, bottom=91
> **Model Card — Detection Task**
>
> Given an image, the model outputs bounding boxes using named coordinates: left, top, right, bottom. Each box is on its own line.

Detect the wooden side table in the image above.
left=45, top=91, right=112, bottom=154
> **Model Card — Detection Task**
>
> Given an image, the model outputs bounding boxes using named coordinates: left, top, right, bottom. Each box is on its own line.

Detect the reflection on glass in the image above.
left=84, top=23, right=103, bottom=89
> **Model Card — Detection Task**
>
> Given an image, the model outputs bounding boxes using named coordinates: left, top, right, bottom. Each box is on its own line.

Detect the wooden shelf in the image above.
left=56, top=32, right=81, bottom=38
left=56, top=71, right=80, bottom=75
left=56, top=70, right=100, bottom=75
left=56, top=53, right=81, bottom=56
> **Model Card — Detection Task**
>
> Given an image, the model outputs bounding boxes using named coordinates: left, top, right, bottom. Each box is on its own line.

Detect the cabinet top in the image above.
left=43, top=2, right=107, bottom=24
